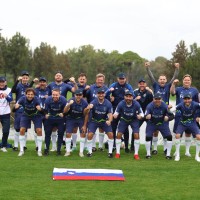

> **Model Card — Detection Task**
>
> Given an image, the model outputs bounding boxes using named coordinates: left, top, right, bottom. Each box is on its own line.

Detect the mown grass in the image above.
left=0, top=142, right=200, bottom=200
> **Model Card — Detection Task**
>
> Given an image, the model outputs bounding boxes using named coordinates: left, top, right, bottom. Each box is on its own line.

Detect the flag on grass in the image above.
left=53, top=168, right=125, bottom=181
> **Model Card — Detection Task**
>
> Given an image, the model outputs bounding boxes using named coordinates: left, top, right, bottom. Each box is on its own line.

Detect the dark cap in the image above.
left=74, top=89, right=83, bottom=95
left=125, top=90, right=133, bottom=96
left=97, top=87, right=105, bottom=93
left=21, top=70, right=29, bottom=76
left=154, top=93, right=162, bottom=99
left=138, top=78, right=146, bottom=83
left=39, top=77, right=47, bottom=82
left=183, top=93, right=192, bottom=99
left=118, top=72, right=126, bottom=79
left=0, top=76, right=6, bottom=82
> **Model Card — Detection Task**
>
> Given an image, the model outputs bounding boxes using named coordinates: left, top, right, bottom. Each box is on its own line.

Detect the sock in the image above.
left=152, top=136, right=158, bottom=151
left=175, top=139, right=181, bottom=157
left=92, top=134, right=96, bottom=148
left=19, top=135, right=25, bottom=152
left=145, top=141, right=151, bottom=156
left=24, top=132, right=27, bottom=147
left=195, top=140, right=200, bottom=157
left=14, top=132, right=20, bottom=148
left=72, top=133, right=77, bottom=148
left=80, top=137, right=85, bottom=153
left=87, top=139, right=93, bottom=154
left=166, top=141, right=172, bottom=156
left=84, top=136, right=87, bottom=150
left=134, top=139, right=140, bottom=155
left=163, top=138, right=167, bottom=151
left=116, top=139, right=121, bottom=154
left=108, top=139, right=114, bottom=154
left=185, top=137, right=191, bottom=154
left=65, top=138, right=71, bottom=153
left=37, top=136, right=43, bottom=152
left=34, top=132, right=37, bottom=147
left=51, top=131, right=57, bottom=149
left=98, top=133, right=105, bottom=148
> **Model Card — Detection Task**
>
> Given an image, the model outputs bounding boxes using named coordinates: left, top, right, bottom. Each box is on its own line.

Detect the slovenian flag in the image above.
left=53, top=168, right=125, bottom=181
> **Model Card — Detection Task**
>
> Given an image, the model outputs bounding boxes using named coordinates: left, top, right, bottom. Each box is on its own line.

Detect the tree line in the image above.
left=0, top=32, right=200, bottom=89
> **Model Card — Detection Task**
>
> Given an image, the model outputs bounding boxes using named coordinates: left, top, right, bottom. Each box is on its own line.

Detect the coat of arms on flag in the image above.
left=53, top=168, right=125, bottom=181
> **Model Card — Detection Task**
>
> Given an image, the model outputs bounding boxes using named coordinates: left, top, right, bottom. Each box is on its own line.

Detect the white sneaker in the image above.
left=50, top=147, right=57, bottom=152
left=64, top=152, right=70, bottom=157
left=173, top=152, right=177, bottom=157
left=175, top=155, right=180, bottom=161
left=18, top=151, right=24, bottom=157
left=37, top=151, right=42, bottom=157
left=185, top=152, right=191, bottom=157
left=79, top=152, right=84, bottom=157
left=1, top=147, right=7, bottom=152
left=195, top=155, right=200, bottom=162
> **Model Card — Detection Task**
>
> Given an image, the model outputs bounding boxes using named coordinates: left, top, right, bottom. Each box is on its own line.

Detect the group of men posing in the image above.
left=1, top=62, right=200, bottom=162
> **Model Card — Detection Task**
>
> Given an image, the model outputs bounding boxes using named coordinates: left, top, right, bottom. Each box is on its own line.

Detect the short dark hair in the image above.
left=25, top=88, right=35, bottom=95
left=52, top=88, right=61, bottom=93
left=79, top=73, right=87, bottom=78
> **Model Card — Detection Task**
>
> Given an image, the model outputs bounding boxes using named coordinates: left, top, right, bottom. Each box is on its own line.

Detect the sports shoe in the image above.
left=175, top=155, right=180, bottom=161
left=56, top=151, right=61, bottom=156
left=1, top=147, right=7, bottom=152
left=152, top=150, right=158, bottom=155
left=87, top=152, right=92, bottom=157
left=166, top=156, right=172, bottom=160
left=92, top=147, right=97, bottom=152
left=44, top=149, right=49, bottom=156
left=195, top=155, right=200, bottom=162
left=125, top=148, right=130, bottom=153
left=64, top=152, right=71, bottom=157
left=71, top=147, right=77, bottom=152
left=115, top=153, right=120, bottom=158
left=185, top=152, right=192, bottom=157
left=37, top=151, right=42, bottom=157
left=13, top=147, right=18, bottom=151
left=18, top=151, right=24, bottom=157
left=108, top=153, right=113, bottom=158
left=79, top=152, right=84, bottom=157
left=134, top=154, right=140, bottom=160
left=50, top=147, right=57, bottom=152
left=35, top=147, right=38, bottom=151
left=146, top=155, right=152, bottom=159
left=98, top=147, right=104, bottom=152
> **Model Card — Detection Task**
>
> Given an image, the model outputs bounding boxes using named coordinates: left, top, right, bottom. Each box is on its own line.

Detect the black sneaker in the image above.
left=24, top=147, right=27, bottom=151
left=13, top=147, right=18, bottom=151
left=152, top=150, right=158, bottom=155
left=98, top=147, right=104, bottom=152
left=35, top=147, right=38, bottom=151
left=87, top=152, right=92, bottom=157
left=44, top=149, right=49, bottom=156
left=125, top=148, right=130, bottom=153
left=108, top=153, right=113, bottom=158
left=57, top=151, right=61, bottom=156
left=166, top=156, right=172, bottom=160
left=92, top=147, right=97, bottom=152
left=146, top=155, right=152, bottom=159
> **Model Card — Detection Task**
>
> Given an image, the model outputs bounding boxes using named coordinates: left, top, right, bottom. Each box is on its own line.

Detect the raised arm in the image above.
left=145, top=62, right=156, bottom=84
left=169, top=63, right=180, bottom=84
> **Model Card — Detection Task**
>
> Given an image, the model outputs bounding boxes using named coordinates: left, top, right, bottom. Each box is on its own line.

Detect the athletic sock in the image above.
left=108, top=139, right=114, bottom=154
left=80, top=137, right=85, bottom=153
left=34, top=132, right=37, bottom=147
left=175, top=138, right=181, bottom=157
left=65, top=138, right=71, bottom=153
left=72, top=133, right=77, bottom=148
left=195, top=140, right=200, bottom=157
left=152, top=136, right=158, bottom=151
left=92, top=134, right=96, bottom=148
left=14, top=132, right=20, bottom=148
left=166, top=141, right=172, bottom=156
left=134, top=139, right=140, bottom=155
left=98, top=133, right=105, bottom=148
left=185, top=136, right=191, bottom=154
left=116, top=139, right=121, bottom=154
left=87, top=139, right=93, bottom=154
left=19, top=135, right=25, bottom=152
left=37, top=136, right=43, bottom=152
left=51, top=131, right=57, bottom=149
left=145, top=141, right=151, bottom=156
left=163, top=138, right=167, bottom=151
left=24, top=132, right=27, bottom=147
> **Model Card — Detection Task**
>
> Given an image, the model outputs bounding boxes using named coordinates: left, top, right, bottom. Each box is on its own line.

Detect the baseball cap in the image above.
left=125, top=90, right=133, bottom=96
left=74, top=89, right=83, bottom=95
left=118, top=72, right=126, bottom=79
left=39, top=77, right=47, bottom=82
left=97, top=87, right=105, bottom=93
left=183, top=93, right=192, bottom=99
left=154, top=93, right=162, bottom=99
left=0, top=76, right=6, bottom=82
left=138, top=78, right=146, bottom=83
left=21, top=70, right=29, bottom=76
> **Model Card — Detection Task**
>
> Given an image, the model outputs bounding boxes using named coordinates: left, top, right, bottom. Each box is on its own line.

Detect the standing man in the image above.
left=43, top=88, right=67, bottom=156
left=0, top=77, right=12, bottom=152
left=15, top=88, right=43, bottom=157
left=64, top=89, right=88, bottom=157
left=85, top=87, right=114, bottom=158
left=113, top=90, right=143, bottom=159
left=144, top=93, right=173, bottom=159
left=106, top=72, right=134, bottom=152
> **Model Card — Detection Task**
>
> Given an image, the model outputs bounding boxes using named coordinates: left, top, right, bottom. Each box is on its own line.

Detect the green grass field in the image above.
left=0, top=142, right=200, bottom=200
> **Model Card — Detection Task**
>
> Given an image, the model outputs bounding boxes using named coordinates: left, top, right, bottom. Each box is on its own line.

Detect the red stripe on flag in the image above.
left=53, top=176, right=125, bottom=181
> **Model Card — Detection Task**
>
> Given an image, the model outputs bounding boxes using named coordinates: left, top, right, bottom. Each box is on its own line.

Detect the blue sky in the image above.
left=1, top=0, right=199, bottom=60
